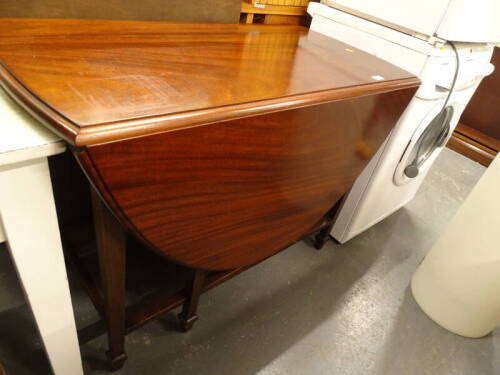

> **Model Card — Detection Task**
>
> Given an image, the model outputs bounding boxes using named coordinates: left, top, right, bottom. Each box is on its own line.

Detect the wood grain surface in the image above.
left=0, top=18, right=418, bottom=146
left=77, top=89, right=416, bottom=270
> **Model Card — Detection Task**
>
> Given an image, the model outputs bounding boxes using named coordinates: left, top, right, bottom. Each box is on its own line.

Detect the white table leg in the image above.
left=0, top=158, right=83, bottom=375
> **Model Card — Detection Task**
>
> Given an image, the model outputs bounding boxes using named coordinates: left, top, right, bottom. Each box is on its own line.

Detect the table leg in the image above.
left=314, top=198, right=344, bottom=250
left=0, top=158, right=83, bottom=375
left=178, top=269, right=206, bottom=332
left=91, top=190, right=128, bottom=371
left=313, top=224, right=334, bottom=250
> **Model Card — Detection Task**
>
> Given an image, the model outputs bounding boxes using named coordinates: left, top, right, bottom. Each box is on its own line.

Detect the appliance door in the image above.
left=394, top=101, right=455, bottom=186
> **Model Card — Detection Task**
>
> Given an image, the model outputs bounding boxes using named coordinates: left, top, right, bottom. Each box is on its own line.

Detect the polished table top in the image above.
left=0, top=18, right=418, bottom=146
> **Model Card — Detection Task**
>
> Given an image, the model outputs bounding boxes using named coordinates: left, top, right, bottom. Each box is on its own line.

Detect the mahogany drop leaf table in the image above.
left=0, top=18, right=419, bottom=370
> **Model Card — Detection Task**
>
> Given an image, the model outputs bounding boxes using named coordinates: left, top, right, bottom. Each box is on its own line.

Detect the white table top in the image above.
left=0, top=88, right=65, bottom=166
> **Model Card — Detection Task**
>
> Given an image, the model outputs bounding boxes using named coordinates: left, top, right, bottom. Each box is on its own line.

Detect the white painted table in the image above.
left=0, top=89, right=83, bottom=375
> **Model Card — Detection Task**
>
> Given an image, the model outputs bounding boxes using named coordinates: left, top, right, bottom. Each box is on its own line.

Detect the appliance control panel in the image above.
left=417, top=49, right=495, bottom=100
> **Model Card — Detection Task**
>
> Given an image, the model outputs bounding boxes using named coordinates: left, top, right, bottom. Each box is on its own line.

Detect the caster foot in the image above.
left=106, top=350, right=128, bottom=371
left=313, top=228, right=330, bottom=250
left=178, top=312, right=199, bottom=332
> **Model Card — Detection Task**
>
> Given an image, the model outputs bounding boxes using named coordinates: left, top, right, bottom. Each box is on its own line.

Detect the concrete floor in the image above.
left=0, top=148, right=496, bottom=375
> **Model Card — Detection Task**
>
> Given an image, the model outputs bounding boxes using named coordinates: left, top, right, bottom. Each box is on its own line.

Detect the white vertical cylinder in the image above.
left=411, top=153, right=500, bottom=338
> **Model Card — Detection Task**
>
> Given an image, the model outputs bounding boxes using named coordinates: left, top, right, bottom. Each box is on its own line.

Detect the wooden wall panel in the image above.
left=0, top=0, right=241, bottom=23
left=449, top=47, right=499, bottom=166
left=459, top=47, right=500, bottom=143
left=447, top=132, right=495, bottom=167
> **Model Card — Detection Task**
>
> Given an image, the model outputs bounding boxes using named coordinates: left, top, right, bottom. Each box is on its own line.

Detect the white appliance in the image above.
left=307, top=2, right=497, bottom=243
left=320, top=0, right=500, bottom=44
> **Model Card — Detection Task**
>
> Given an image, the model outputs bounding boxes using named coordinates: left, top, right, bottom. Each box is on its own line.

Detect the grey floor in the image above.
left=0, top=148, right=496, bottom=375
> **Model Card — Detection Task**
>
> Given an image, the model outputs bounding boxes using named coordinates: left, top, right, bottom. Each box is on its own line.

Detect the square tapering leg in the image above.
left=313, top=197, right=344, bottom=250
left=92, top=190, right=128, bottom=370
left=178, top=268, right=206, bottom=332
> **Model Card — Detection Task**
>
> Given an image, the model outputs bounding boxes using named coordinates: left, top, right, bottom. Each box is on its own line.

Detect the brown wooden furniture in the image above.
left=256, top=0, right=310, bottom=6
left=240, top=0, right=310, bottom=24
left=448, top=47, right=500, bottom=166
left=0, top=18, right=418, bottom=370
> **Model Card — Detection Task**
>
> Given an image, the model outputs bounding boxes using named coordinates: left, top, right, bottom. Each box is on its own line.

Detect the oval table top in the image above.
left=0, top=18, right=418, bottom=146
